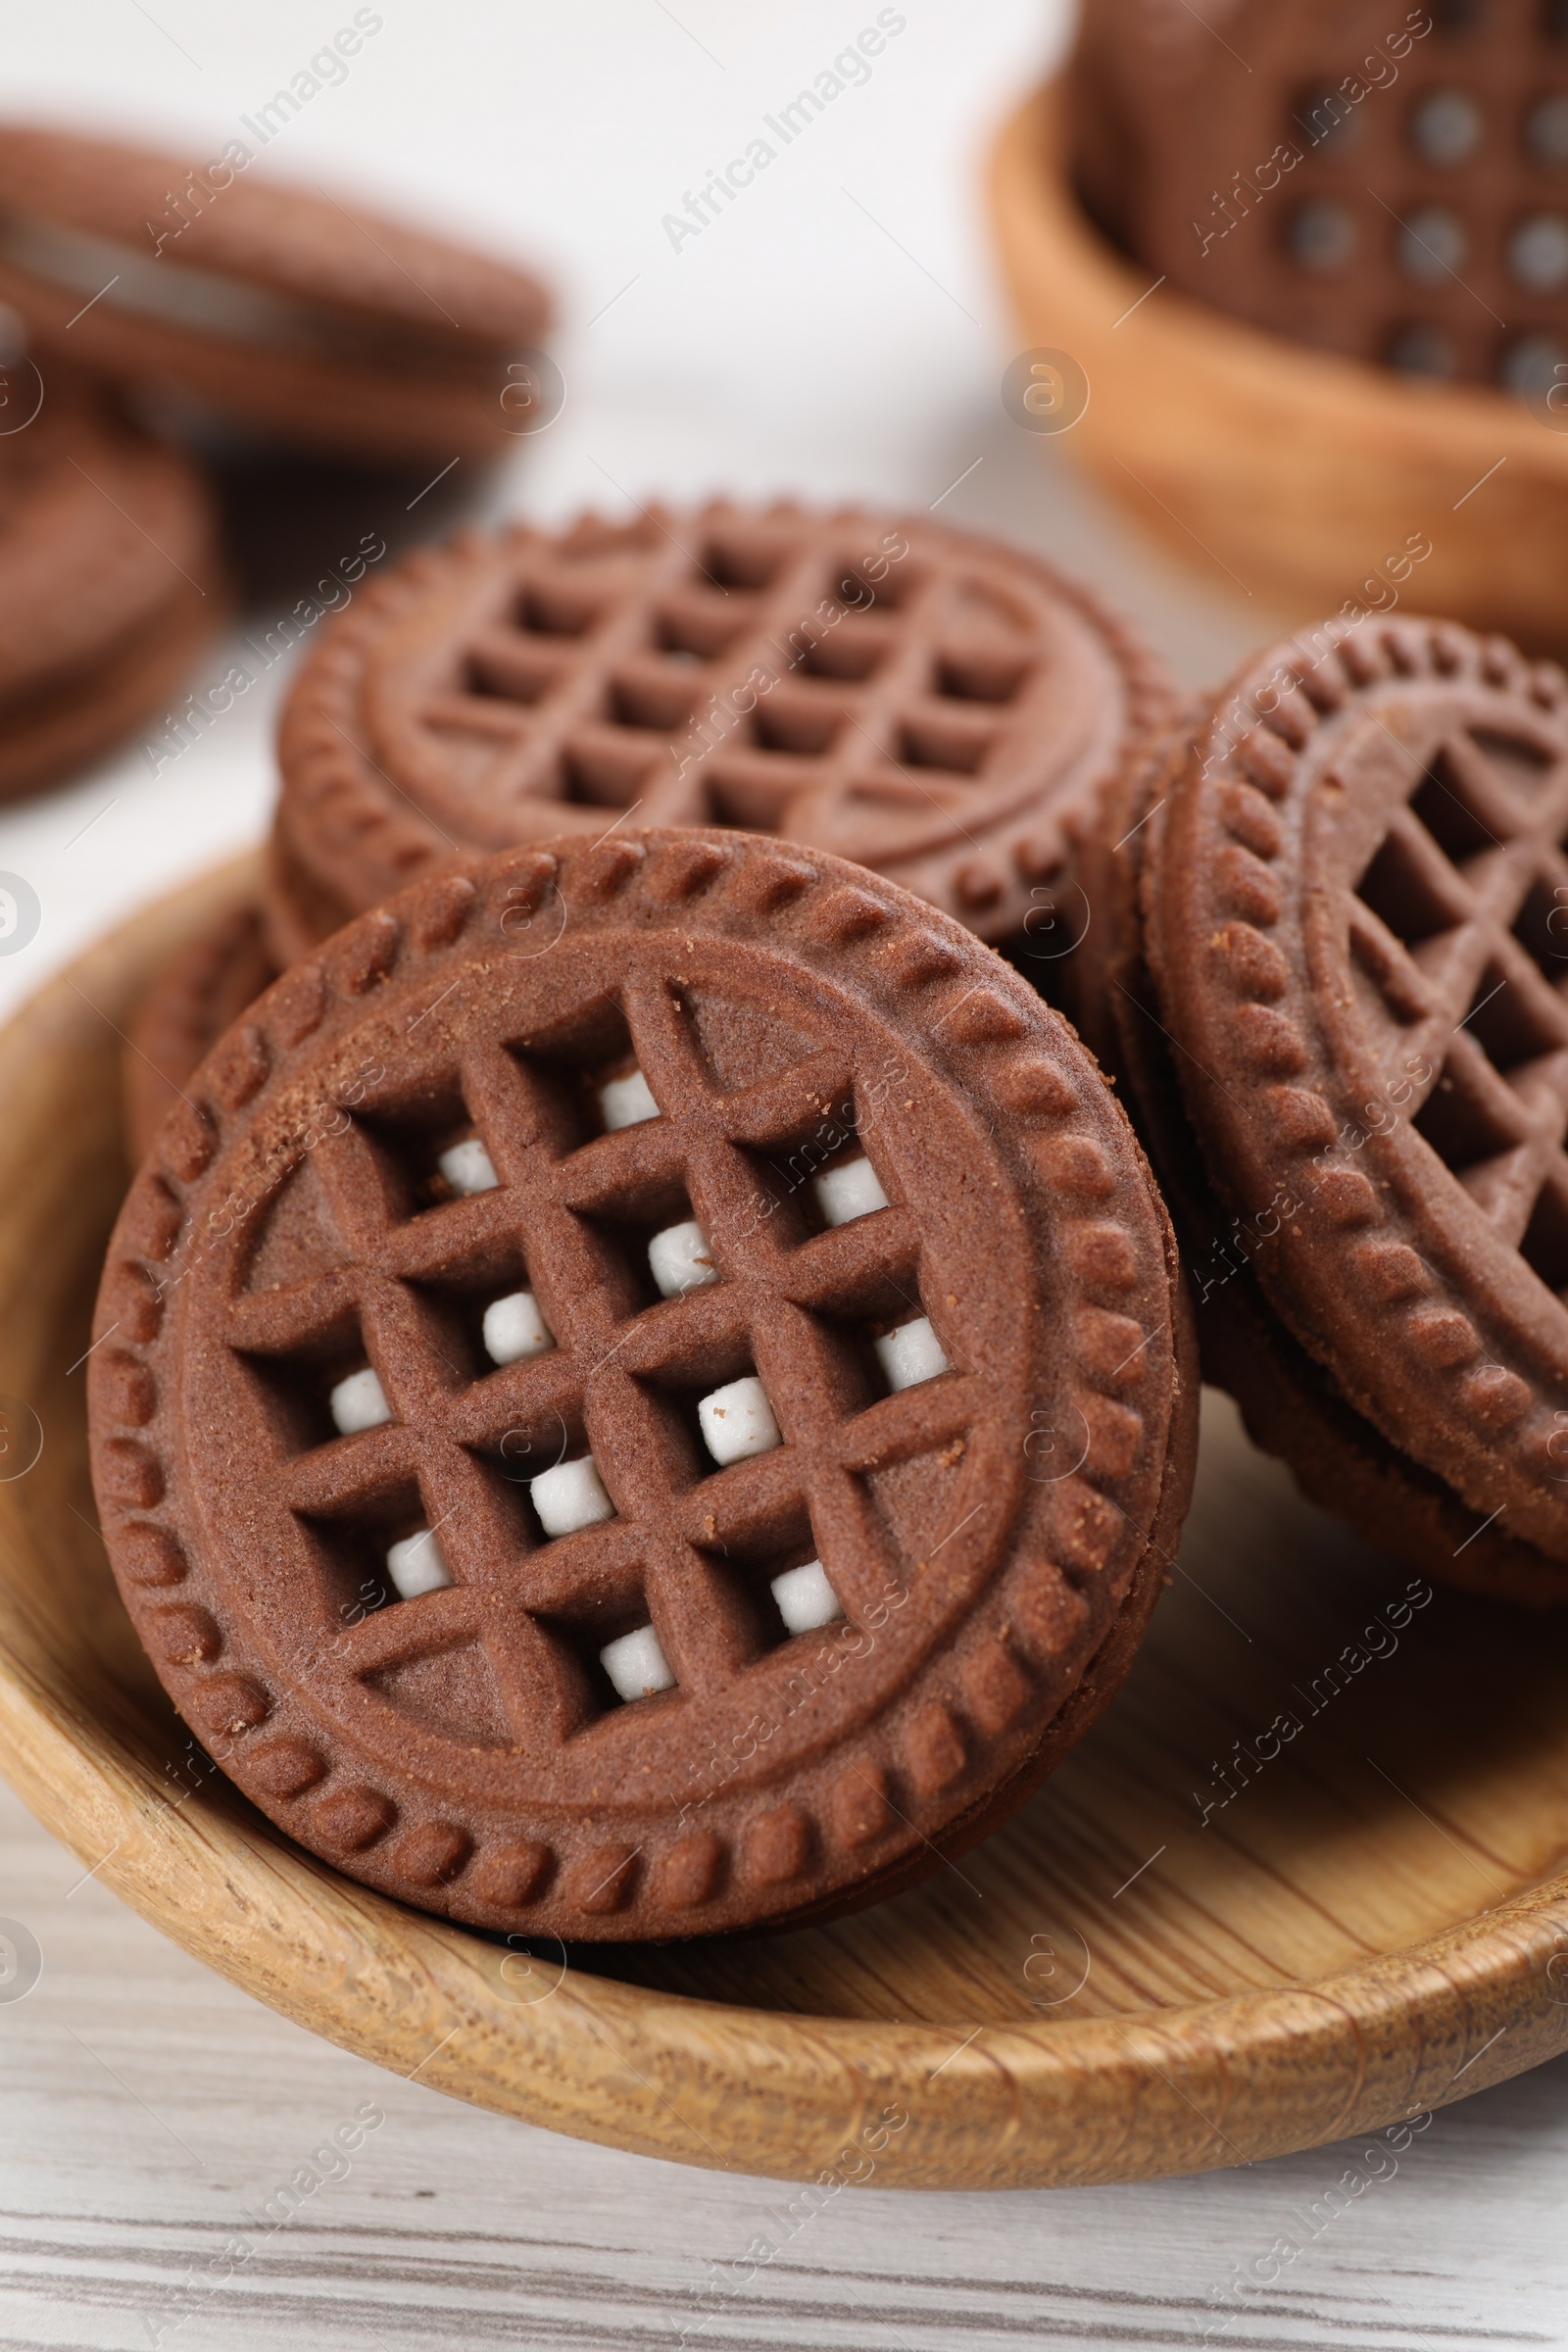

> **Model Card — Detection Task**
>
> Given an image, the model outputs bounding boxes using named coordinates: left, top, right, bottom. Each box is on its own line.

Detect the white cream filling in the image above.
left=328, top=1366, right=391, bottom=1434
left=600, top=1622, right=676, bottom=1700
left=531, top=1452, right=615, bottom=1537
left=873, top=1316, right=950, bottom=1392
left=648, top=1218, right=718, bottom=1298
left=770, top=1558, right=844, bottom=1635
left=698, top=1375, right=782, bottom=1465
left=385, top=1527, right=454, bottom=1600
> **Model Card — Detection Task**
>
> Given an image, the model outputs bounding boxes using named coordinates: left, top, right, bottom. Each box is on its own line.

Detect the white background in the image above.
left=2, top=6, right=1565, bottom=2349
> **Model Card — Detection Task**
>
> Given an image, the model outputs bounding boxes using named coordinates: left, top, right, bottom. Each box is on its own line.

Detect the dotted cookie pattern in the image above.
left=1071, top=0, right=1568, bottom=396
left=91, top=829, right=1193, bottom=1940
left=267, top=501, right=1175, bottom=962
left=1145, top=612, right=1568, bottom=1561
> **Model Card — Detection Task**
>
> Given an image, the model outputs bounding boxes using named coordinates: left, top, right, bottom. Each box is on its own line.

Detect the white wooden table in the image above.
left=4, top=1768, right=1567, bottom=2349
left=2, top=4, right=1566, bottom=2344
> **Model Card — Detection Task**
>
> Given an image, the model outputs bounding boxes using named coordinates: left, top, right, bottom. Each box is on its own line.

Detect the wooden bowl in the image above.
left=990, top=82, right=1568, bottom=655
left=5, top=861, right=1568, bottom=2188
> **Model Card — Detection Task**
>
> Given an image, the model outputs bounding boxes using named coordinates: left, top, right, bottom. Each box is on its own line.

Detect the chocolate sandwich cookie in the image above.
left=0, top=371, right=224, bottom=802
left=122, top=898, right=277, bottom=1164
left=0, top=123, right=553, bottom=464
left=1069, top=0, right=1568, bottom=397
left=1129, top=612, right=1568, bottom=1584
left=264, top=501, right=1175, bottom=963
left=1098, top=720, right=1568, bottom=1603
left=90, top=828, right=1196, bottom=1941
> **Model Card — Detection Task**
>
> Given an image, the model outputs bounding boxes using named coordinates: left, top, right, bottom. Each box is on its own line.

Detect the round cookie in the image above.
left=0, top=123, right=552, bottom=464
left=89, top=827, right=1197, bottom=1942
left=0, top=368, right=225, bottom=801
left=1142, top=612, right=1568, bottom=1566
left=264, top=501, right=1176, bottom=962
left=122, top=898, right=277, bottom=1164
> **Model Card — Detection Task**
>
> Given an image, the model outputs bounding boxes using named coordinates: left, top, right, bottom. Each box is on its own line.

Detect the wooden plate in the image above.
left=989, top=82, right=1568, bottom=655
left=4, top=860, right=1568, bottom=2189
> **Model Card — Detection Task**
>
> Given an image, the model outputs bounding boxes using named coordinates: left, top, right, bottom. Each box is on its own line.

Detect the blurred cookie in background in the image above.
left=0, top=120, right=555, bottom=464
left=0, top=362, right=226, bottom=804
left=1070, top=0, right=1568, bottom=399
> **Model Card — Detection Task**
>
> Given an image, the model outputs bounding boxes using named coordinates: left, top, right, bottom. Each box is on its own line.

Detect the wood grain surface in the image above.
left=3, top=861, right=1568, bottom=2194
left=988, top=82, right=1568, bottom=656
left=3, top=1777, right=1567, bottom=2352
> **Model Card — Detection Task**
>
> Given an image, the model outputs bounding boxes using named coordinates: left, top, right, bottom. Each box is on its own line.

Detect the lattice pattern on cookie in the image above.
left=1347, top=709, right=1568, bottom=1277
left=92, top=832, right=1192, bottom=1937
left=411, top=518, right=1068, bottom=855
left=226, top=960, right=971, bottom=1751
left=280, top=505, right=1170, bottom=945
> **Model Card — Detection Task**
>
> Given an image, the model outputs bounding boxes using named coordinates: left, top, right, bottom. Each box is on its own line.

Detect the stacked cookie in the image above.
left=126, top=497, right=1178, bottom=1150
left=0, top=122, right=553, bottom=462
left=1069, top=0, right=1568, bottom=397
left=0, top=372, right=224, bottom=802
left=1083, top=612, right=1568, bottom=1604
left=0, top=121, right=553, bottom=811
left=102, top=466, right=1568, bottom=1940
left=99, top=501, right=1212, bottom=1940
